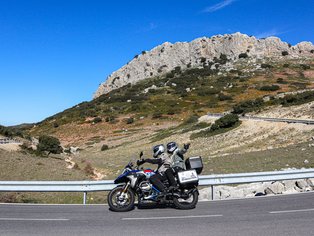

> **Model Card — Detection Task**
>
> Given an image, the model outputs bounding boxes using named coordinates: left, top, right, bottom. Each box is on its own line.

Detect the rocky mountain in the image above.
left=94, top=32, right=314, bottom=98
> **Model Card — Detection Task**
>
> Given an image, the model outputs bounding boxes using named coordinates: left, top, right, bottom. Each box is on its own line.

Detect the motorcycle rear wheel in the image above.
left=173, top=190, right=198, bottom=210
left=108, top=186, right=135, bottom=212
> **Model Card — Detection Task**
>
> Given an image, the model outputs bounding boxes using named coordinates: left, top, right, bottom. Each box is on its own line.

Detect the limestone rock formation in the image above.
left=94, top=32, right=314, bottom=98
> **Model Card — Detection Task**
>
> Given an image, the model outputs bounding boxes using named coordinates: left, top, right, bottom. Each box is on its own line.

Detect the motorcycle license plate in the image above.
left=177, top=170, right=198, bottom=184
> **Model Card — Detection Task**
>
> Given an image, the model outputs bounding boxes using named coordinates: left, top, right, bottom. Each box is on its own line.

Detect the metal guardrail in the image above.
left=207, top=113, right=314, bottom=125
left=0, top=138, right=21, bottom=144
left=1, top=169, right=314, bottom=204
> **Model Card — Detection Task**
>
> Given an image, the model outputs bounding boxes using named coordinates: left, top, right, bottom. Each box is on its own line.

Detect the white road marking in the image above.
left=269, top=208, right=314, bottom=214
left=122, top=214, right=223, bottom=220
left=0, top=218, right=69, bottom=221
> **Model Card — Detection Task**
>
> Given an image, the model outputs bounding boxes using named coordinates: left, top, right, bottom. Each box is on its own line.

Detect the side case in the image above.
left=177, top=169, right=199, bottom=188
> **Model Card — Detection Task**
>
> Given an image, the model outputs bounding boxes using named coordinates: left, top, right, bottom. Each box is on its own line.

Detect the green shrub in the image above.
left=105, top=116, right=115, bottom=123
left=282, top=51, right=289, bottom=56
left=232, top=98, right=264, bottom=114
left=283, top=63, right=290, bottom=68
left=37, top=135, right=62, bottom=156
left=211, top=114, right=239, bottom=130
left=276, top=78, right=287, bottom=84
left=300, top=64, right=310, bottom=70
left=92, top=117, right=102, bottom=123
left=261, top=64, right=273, bottom=69
left=101, top=144, right=109, bottom=151
left=152, top=112, right=163, bottom=119
left=280, top=91, right=314, bottom=106
left=126, top=117, right=134, bottom=124
left=258, top=85, right=280, bottom=91
left=218, top=93, right=233, bottom=101
left=239, top=53, right=248, bottom=59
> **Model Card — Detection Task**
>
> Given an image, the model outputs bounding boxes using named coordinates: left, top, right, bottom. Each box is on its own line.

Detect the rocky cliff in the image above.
left=94, top=32, right=314, bottom=98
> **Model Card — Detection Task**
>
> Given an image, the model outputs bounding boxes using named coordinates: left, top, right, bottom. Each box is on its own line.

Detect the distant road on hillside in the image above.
left=208, top=113, right=314, bottom=125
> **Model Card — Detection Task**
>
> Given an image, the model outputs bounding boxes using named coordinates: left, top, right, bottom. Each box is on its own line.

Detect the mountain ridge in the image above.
left=94, top=32, right=314, bottom=98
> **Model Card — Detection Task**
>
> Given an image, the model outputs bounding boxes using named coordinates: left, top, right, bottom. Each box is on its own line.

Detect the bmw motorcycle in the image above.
left=107, top=153, right=203, bottom=212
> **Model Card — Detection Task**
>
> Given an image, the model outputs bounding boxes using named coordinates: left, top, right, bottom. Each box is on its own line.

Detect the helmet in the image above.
left=167, top=142, right=177, bottom=153
left=152, top=144, right=165, bottom=158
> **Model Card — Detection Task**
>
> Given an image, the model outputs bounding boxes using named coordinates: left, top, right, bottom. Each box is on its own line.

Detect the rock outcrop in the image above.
left=94, top=32, right=314, bottom=98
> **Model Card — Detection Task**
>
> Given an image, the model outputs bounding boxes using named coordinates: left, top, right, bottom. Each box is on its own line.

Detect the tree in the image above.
left=37, top=135, right=62, bottom=156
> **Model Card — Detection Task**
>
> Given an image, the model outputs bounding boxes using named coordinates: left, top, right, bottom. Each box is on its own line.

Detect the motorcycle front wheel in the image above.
left=107, top=185, right=135, bottom=212
left=173, top=190, right=198, bottom=210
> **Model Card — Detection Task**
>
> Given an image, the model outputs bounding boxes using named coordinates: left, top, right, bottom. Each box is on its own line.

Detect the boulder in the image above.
left=265, top=182, right=285, bottom=195
left=296, top=179, right=309, bottom=190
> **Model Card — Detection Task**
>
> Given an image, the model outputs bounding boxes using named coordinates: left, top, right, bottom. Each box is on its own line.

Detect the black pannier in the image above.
left=185, top=156, right=203, bottom=174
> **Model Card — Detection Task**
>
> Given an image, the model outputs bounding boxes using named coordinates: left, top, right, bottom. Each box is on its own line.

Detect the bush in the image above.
left=218, top=93, right=233, bottom=101
left=282, top=64, right=290, bottom=69
left=211, top=114, right=239, bottom=131
left=37, top=135, right=62, bottom=156
left=126, top=117, right=134, bottom=124
left=258, top=85, right=280, bottom=91
left=282, top=51, right=289, bottom=56
left=152, top=112, right=163, bottom=119
left=276, top=78, right=287, bottom=84
left=92, top=117, right=102, bottom=123
left=280, top=91, right=314, bottom=106
left=261, top=64, right=273, bottom=69
left=101, top=144, right=109, bottom=151
left=239, top=53, right=248, bottom=59
left=232, top=98, right=264, bottom=114
left=300, top=64, right=310, bottom=70
left=105, top=116, right=115, bottom=123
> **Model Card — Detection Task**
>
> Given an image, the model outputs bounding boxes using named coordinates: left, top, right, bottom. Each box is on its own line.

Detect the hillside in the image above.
left=29, top=56, right=314, bottom=145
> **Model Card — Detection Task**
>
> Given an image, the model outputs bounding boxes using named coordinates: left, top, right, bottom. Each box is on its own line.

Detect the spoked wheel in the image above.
left=107, top=186, right=135, bottom=212
left=173, top=190, right=198, bottom=210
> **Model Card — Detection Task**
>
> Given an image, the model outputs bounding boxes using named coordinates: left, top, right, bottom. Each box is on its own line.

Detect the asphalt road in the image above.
left=1, top=192, right=314, bottom=236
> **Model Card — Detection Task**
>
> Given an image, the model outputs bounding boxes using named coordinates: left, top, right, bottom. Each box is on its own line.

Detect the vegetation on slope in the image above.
left=27, top=57, right=313, bottom=139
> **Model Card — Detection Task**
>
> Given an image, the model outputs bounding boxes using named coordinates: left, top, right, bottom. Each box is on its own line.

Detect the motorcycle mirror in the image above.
left=139, top=151, right=143, bottom=159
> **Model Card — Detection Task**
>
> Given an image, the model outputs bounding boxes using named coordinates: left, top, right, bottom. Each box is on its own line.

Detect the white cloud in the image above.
left=203, top=0, right=235, bottom=13
left=256, top=29, right=289, bottom=39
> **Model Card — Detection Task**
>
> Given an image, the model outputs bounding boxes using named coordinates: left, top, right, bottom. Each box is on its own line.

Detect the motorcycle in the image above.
left=107, top=152, right=202, bottom=212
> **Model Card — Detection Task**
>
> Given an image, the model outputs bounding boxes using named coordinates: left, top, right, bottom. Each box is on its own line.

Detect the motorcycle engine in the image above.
left=139, top=181, right=152, bottom=192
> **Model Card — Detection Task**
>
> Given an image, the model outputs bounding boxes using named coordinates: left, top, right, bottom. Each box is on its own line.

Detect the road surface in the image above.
left=1, top=192, right=314, bottom=235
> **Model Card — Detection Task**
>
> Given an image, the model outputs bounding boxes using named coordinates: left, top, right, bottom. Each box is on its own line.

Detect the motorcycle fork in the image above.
left=122, top=182, right=130, bottom=193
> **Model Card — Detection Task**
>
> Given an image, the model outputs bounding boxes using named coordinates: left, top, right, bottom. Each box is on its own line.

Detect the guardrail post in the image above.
left=211, top=185, right=214, bottom=200
left=83, top=192, right=87, bottom=205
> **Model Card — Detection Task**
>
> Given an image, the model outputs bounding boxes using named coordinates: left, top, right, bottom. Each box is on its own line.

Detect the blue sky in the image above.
left=0, top=0, right=313, bottom=126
